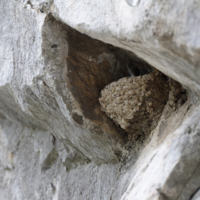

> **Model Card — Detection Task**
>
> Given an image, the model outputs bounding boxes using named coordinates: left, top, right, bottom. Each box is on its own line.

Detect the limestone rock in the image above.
left=1, top=0, right=200, bottom=200
left=191, top=189, right=200, bottom=200
left=49, top=0, right=200, bottom=92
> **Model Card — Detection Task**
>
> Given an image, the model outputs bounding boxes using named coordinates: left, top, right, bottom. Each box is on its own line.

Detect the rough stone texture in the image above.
left=119, top=105, right=200, bottom=200
left=1, top=0, right=200, bottom=200
left=39, top=0, right=200, bottom=92
left=191, top=189, right=200, bottom=200
left=0, top=118, right=118, bottom=200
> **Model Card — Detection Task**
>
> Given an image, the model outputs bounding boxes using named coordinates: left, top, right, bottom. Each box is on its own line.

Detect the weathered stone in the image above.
left=0, top=118, right=119, bottom=200
left=1, top=0, right=200, bottom=200
left=49, top=0, right=200, bottom=92
left=191, top=189, right=200, bottom=200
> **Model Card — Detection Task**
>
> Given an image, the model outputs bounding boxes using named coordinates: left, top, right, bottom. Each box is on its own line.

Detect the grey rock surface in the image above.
left=0, top=118, right=119, bottom=200
left=49, top=0, right=200, bottom=92
left=191, top=189, right=200, bottom=200
left=1, top=0, right=200, bottom=200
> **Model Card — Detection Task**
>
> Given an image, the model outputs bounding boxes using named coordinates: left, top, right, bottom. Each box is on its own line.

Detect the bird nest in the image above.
left=99, top=70, right=186, bottom=135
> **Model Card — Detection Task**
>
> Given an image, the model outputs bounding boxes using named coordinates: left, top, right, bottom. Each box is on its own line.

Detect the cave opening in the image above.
left=43, top=15, right=187, bottom=159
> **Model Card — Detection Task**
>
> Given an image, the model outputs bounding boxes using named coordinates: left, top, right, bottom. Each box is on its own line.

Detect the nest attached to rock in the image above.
left=99, top=71, right=172, bottom=134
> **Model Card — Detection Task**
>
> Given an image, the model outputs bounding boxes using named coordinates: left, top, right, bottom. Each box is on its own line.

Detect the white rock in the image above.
left=1, top=0, right=200, bottom=199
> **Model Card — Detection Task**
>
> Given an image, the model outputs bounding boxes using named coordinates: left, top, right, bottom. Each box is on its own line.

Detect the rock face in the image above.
left=1, top=0, right=200, bottom=200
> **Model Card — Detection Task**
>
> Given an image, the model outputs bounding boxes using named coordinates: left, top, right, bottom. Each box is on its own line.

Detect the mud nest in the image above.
left=99, top=70, right=186, bottom=135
